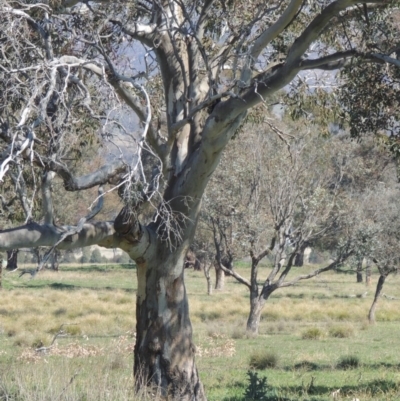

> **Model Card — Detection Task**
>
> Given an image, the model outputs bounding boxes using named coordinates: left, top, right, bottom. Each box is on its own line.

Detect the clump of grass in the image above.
left=230, top=326, right=250, bottom=339
left=52, top=307, right=67, bottom=316
left=249, top=351, right=279, bottom=370
left=337, top=355, right=360, bottom=369
left=6, top=328, right=16, bottom=337
left=329, top=324, right=355, bottom=338
left=13, top=335, right=31, bottom=347
left=293, top=361, right=320, bottom=371
left=301, top=327, right=325, bottom=340
left=65, top=325, right=82, bottom=336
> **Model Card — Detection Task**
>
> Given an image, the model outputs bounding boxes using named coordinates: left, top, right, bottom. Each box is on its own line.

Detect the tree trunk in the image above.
left=134, top=245, right=206, bottom=401
left=294, top=243, right=308, bottom=267
left=214, top=263, right=225, bottom=290
left=356, top=258, right=363, bottom=283
left=246, top=290, right=265, bottom=335
left=368, top=274, right=386, bottom=324
left=204, top=263, right=212, bottom=295
left=366, top=260, right=372, bottom=286
left=6, top=249, right=18, bottom=270
left=50, top=250, right=60, bottom=271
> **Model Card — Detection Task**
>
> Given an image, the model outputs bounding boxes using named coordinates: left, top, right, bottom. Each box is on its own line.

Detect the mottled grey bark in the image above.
left=6, top=249, right=18, bottom=270
left=356, top=258, right=363, bottom=283
left=214, top=263, right=225, bottom=290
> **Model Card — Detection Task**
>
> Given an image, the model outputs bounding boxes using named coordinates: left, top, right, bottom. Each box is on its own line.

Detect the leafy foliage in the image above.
left=244, top=371, right=278, bottom=401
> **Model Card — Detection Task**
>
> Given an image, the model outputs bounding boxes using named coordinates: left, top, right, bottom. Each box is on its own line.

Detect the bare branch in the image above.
left=299, top=50, right=357, bottom=70
left=50, top=159, right=127, bottom=191
left=278, top=258, right=345, bottom=288
left=286, top=0, right=390, bottom=66
left=219, top=263, right=252, bottom=289
left=250, top=0, right=303, bottom=60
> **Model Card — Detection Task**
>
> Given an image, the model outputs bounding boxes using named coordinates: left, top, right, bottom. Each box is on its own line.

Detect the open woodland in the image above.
left=2, top=1, right=400, bottom=399
left=1, top=262, right=400, bottom=401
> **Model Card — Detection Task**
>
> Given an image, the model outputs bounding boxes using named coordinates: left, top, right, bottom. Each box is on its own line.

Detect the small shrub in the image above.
left=301, top=327, right=324, bottom=340
left=337, top=355, right=360, bottom=369
left=52, top=307, right=67, bottom=317
left=7, top=328, right=16, bottom=337
left=108, top=354, right=125, bottom=370
left=329, top=325, right=355, bottom=338
left=244, top=370, right=278, bottom=401
left=249, top=351, right=279, bottom=370
left=31, top=338, right=44, bottom=349
left=230, top=326, right=247, bottom=339
left=90, top=249, right=103, bottom=264
left=65, top=325, right=82, bottom=336
left=115, top=252, right=131, bottom=264
left=13, top=336, right=30, bottom=347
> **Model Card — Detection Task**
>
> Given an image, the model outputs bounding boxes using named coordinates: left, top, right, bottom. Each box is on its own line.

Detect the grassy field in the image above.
left=1, top=262, right=400, bottom=400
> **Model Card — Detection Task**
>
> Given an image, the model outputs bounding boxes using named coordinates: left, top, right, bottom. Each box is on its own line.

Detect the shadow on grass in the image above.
left=13, top=281, right=135, bottom=292
left=221, top=378, right=400, bottom=401
left=286, top=360, right=400, bottom=371
left=60, top=263, right=136, bottom=272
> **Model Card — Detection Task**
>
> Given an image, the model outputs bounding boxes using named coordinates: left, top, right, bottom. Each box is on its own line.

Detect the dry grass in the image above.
left=196, top=333, right=236, bottom=358
left=2, top=263, right=400, bottom=400
left=0, top=288, right=135, bottom=345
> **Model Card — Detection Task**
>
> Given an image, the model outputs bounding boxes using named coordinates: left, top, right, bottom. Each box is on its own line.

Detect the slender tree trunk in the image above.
left=214, top=262, right=225, bottom=290
left=294, top=243, right=308, bottom=267
left=204, top=263, right=212, bottom=295
left=246, top=292, right=263, bottom=334
left=134, top=245, right=206, bottom=401
left=366, top=260, right=372, bottom=286
left=356, top=257, right=363, bottom=283
left=368, top=274, right=386, bottom=324
left=6, top=249, right=18, bottom=270
left=51, top=250, right=60, bottom=271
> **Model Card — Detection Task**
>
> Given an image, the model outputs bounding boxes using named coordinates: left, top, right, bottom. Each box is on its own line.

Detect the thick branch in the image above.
left=250, top=0, right=303, bottom=60
left=299, top=50, right=357, bottom=70
left=0, top=221, right=115, bottom=251
left=109, top=19, right=157, bottom=45
left=278, top=258, right=346, bottom=289
left=286, top=0, right=389, bottom=65
left=204, top=1, right=390, bottom=140
left=50, top=159, right=127, bottom=191
left=219, top=263, right=251, bottom=289
left=368, top=53, right=400, bottom=68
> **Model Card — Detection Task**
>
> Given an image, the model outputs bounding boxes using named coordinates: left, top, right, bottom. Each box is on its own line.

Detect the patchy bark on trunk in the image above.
left=294, top=243, right=308, bottom=267
left=366, top=261, right=372, bottom=286
left=214, top=263, right=225, bottom=290
left=0, top=260, right=4, bottom=289
left=6, top=249, right=18, bottom=270
left=246, top=294, right=263, bottom=334
left=134, top=246, right=206, bottom=401
left=368, top=274, right=386, bottom=324
left=204, top=263, right=212, bottom=295
left=356, top=262, right=363, bottom=283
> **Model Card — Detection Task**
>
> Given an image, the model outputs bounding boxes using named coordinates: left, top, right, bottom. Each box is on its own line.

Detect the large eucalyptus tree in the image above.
left=0, top=0, right=398, bottom=399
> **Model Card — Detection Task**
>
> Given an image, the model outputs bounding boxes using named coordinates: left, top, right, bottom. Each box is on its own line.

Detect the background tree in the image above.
left=0, top=1, right=399, bottom=398
left=90, top=248, right=103, bottom=264
left=347, top=183, right=400, bottom=323
left=203, top=121, right=360, bottom=334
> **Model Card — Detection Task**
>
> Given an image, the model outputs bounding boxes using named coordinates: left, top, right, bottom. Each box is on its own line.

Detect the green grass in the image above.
left=1, top=262, right=400, bottom=400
